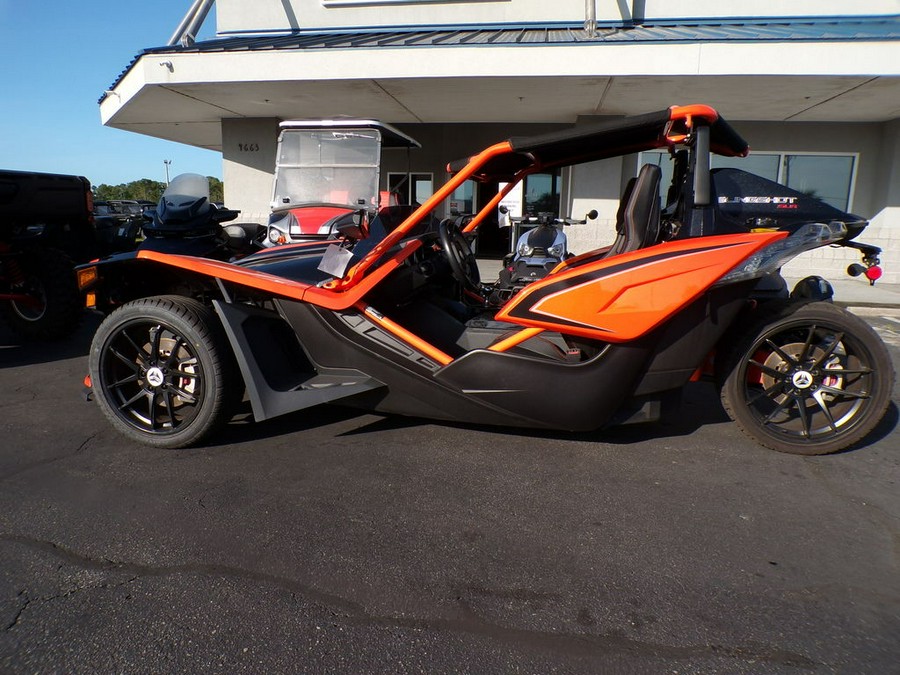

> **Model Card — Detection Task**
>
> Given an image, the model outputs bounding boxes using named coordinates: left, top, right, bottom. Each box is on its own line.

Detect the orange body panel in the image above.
left=134, top=239, right=423, bottom=311
left=495, top=232, right=786, bottom=342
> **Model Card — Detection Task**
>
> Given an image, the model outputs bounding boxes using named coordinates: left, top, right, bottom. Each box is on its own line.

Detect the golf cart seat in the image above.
left=606, top=163, right=662, bottom=257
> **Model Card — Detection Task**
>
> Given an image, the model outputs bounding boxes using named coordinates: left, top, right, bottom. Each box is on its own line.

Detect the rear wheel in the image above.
left=89, top=296, right=240, bottom=448
left=719, top=302, right=893, bottom=455
left=1, top=248, right=81, bottom=340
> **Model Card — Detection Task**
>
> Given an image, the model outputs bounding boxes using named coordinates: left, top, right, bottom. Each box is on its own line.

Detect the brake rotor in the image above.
left=760, top=342, right=844, bottom=402
left=139, top=336, right=197, bottom=407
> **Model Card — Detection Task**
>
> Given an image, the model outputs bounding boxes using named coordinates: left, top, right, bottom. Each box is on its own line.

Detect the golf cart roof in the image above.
left=448, top=105, right=748, bottom=181
left=278, top=119, right=421, bottom=149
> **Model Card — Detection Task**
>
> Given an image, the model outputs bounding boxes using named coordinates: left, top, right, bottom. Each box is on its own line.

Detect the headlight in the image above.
left=717, top=221, right=848, bottom=285
left=268, top=227, right=287, bottom=245
left=547, top=244, right=564, bottom=258
left=517, top=243, right=534, bottom=257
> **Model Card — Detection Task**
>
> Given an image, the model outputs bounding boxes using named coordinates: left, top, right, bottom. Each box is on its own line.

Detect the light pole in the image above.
left=164, top=159, right=172, bottom=185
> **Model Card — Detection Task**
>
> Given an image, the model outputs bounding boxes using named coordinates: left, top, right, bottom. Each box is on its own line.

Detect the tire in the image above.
left=89, top=296, right=240, bottom=449
left=719, top=301, right=893, bottom=455
left=1, top=248, right=81, bottom=340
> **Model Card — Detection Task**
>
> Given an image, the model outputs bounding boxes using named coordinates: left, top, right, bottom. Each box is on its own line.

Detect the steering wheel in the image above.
left=438, top=218, right=481, bottom=292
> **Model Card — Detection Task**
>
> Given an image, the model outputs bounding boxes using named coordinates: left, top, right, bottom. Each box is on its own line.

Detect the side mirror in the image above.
left=221, top=224, right=250, bottom=251
left=334, top=209, right=369, bottom=241
left=498, top=205, right=509, bottom=214
left=336, top=222, right=365, bottom=241
left=586, top=209, right=598, bottom=220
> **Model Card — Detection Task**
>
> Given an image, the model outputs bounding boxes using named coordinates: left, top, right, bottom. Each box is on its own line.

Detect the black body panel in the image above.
left=214, top=300, right=384, bottom=422
left=711, top=168, right=866, bottom=239
left=275, top=300, right=545, bottom=427
left=632, top=283, right=754, bottom=396
left=202, top=270, right=762, bottom=430
left=434, top=342, right=654, bottom=431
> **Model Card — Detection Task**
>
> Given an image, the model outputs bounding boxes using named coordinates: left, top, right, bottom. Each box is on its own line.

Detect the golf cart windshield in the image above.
left=272, top=129, right=382, bottom=211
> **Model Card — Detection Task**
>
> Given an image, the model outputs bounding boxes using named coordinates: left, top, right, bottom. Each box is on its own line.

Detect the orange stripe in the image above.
left=354, top=302, right=453, bottom=366
left=487, top=327, right=544, bottom=352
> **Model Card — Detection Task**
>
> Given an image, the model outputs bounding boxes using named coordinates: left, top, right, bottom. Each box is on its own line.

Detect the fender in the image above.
left=495, top=232, right=786, bottom=342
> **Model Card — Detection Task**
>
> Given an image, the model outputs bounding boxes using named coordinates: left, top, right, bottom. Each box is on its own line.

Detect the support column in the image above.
left=222, top=118, right=280, bottom=226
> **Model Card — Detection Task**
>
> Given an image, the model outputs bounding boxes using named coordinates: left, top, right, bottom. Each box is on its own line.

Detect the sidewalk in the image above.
left=475, top=259, right=900, bottom=311
left=787, top=277, right=900, bottom=311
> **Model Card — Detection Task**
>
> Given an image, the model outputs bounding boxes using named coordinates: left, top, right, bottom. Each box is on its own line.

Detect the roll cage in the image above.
left=88, top=104, right=756, bottom=315
left=335, top=104, right=747, bottom=290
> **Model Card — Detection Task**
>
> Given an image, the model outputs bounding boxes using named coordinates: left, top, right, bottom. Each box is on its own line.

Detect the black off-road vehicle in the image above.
left=0, top=169, right=131, bottom=340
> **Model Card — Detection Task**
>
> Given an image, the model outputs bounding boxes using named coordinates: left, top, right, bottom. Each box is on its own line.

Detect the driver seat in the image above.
left=605, top=163, right=662, bottom=257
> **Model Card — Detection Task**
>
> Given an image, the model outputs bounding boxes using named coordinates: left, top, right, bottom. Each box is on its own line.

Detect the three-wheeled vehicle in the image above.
left=264, top=120, right=420, bottom=247
left=77, top=104, right=893, bottom=454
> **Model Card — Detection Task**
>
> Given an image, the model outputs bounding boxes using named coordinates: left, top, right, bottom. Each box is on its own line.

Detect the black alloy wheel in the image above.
left=89, top=295, right=239, bottom=448
left=720, top=301, right=893, bottom=455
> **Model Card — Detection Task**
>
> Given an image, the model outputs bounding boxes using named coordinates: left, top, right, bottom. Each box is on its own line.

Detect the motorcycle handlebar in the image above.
left=503, top=209, right=598, bottom=226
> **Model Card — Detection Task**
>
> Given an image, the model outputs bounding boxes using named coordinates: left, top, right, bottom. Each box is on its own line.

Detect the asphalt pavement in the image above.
left=1, top=304, right=898, bottom=673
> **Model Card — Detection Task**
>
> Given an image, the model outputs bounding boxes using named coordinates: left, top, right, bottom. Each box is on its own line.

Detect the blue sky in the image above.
left=0, top=0, right=221, bottom=187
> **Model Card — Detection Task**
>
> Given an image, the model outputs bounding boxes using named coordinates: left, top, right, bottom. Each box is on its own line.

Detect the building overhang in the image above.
left=100, top=19, right=900, bottom=150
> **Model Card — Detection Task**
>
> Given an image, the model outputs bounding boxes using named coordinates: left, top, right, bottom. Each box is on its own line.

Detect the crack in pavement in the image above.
left=3, top=590, right=30, bottom=632
left=0, top=433, right=98, bottom=482
left=0, top=534, right=818, bottom=668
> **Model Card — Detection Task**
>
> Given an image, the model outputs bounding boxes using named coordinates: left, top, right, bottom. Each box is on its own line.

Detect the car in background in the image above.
left=1, top=170, right=96, bottom=339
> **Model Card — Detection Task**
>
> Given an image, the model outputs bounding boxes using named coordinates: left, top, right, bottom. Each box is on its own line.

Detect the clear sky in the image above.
left=0, top=0, right=221, bottom=187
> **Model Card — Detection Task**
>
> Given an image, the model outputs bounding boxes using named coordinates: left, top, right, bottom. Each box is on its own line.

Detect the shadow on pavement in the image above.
left=214, top=383, right=733, bottom=449
left=212, top=383, right=898, bottom=456
left=0, top=311, right=101, bottom=368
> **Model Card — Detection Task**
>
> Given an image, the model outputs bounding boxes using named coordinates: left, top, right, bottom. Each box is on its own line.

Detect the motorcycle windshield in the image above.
left=272, top=129, right=381, bottom=211
left=152, top=173, right=213, bottom=231
left=164, top=173, right=210, bottom=203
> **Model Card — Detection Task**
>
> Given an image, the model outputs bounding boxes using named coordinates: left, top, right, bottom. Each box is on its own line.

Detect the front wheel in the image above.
left=719, top=302, right=893, bottom=455
left=89, top=296, right=240, bottom=448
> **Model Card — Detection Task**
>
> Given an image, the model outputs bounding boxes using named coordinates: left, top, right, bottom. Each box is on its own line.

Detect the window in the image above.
left=388, top=172, right=433, bottom=206
left=449, top=180, right=475, bottom=215
left=523, top=171, right=561, bottom=216
left=782, top=155, right=855, bottom=211
left=639, top=151, right=857, bottom=211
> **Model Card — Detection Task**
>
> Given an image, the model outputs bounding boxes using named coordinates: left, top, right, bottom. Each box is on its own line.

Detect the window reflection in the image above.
left=639, top=151, right=855, bottom=211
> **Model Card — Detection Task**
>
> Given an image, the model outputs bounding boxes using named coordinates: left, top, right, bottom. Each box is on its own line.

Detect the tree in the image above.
left=93, top=177, right=223, bottom=204
left=208, top=177, right=224, bottom=204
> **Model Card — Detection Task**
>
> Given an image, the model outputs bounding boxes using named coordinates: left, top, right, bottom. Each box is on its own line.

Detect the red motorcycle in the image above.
left=77, top=104, right=893, bottom=454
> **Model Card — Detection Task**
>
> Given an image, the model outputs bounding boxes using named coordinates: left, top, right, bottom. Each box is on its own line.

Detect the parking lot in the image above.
left=1, top=309, right=898, bottom=673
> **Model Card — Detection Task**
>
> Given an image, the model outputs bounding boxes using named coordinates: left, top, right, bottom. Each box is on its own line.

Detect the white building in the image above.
left=100, top=0, right=900, bottom=282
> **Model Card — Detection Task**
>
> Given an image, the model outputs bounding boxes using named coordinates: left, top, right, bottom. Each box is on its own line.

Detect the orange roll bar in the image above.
left=338, top=141, right=515, bottom=288
left=354, top=302, right=453, bottom=366
left=487, top=327, right=544, bottom=353
left=462, top=169, right=532, bottom=234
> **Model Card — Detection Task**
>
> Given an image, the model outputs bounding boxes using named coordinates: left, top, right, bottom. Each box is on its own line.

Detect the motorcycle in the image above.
left=494, top=208, right=598, bottom=301
left=140, top=173, right=263, bottom=260
left=77, top=104, right=893, bottom=455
